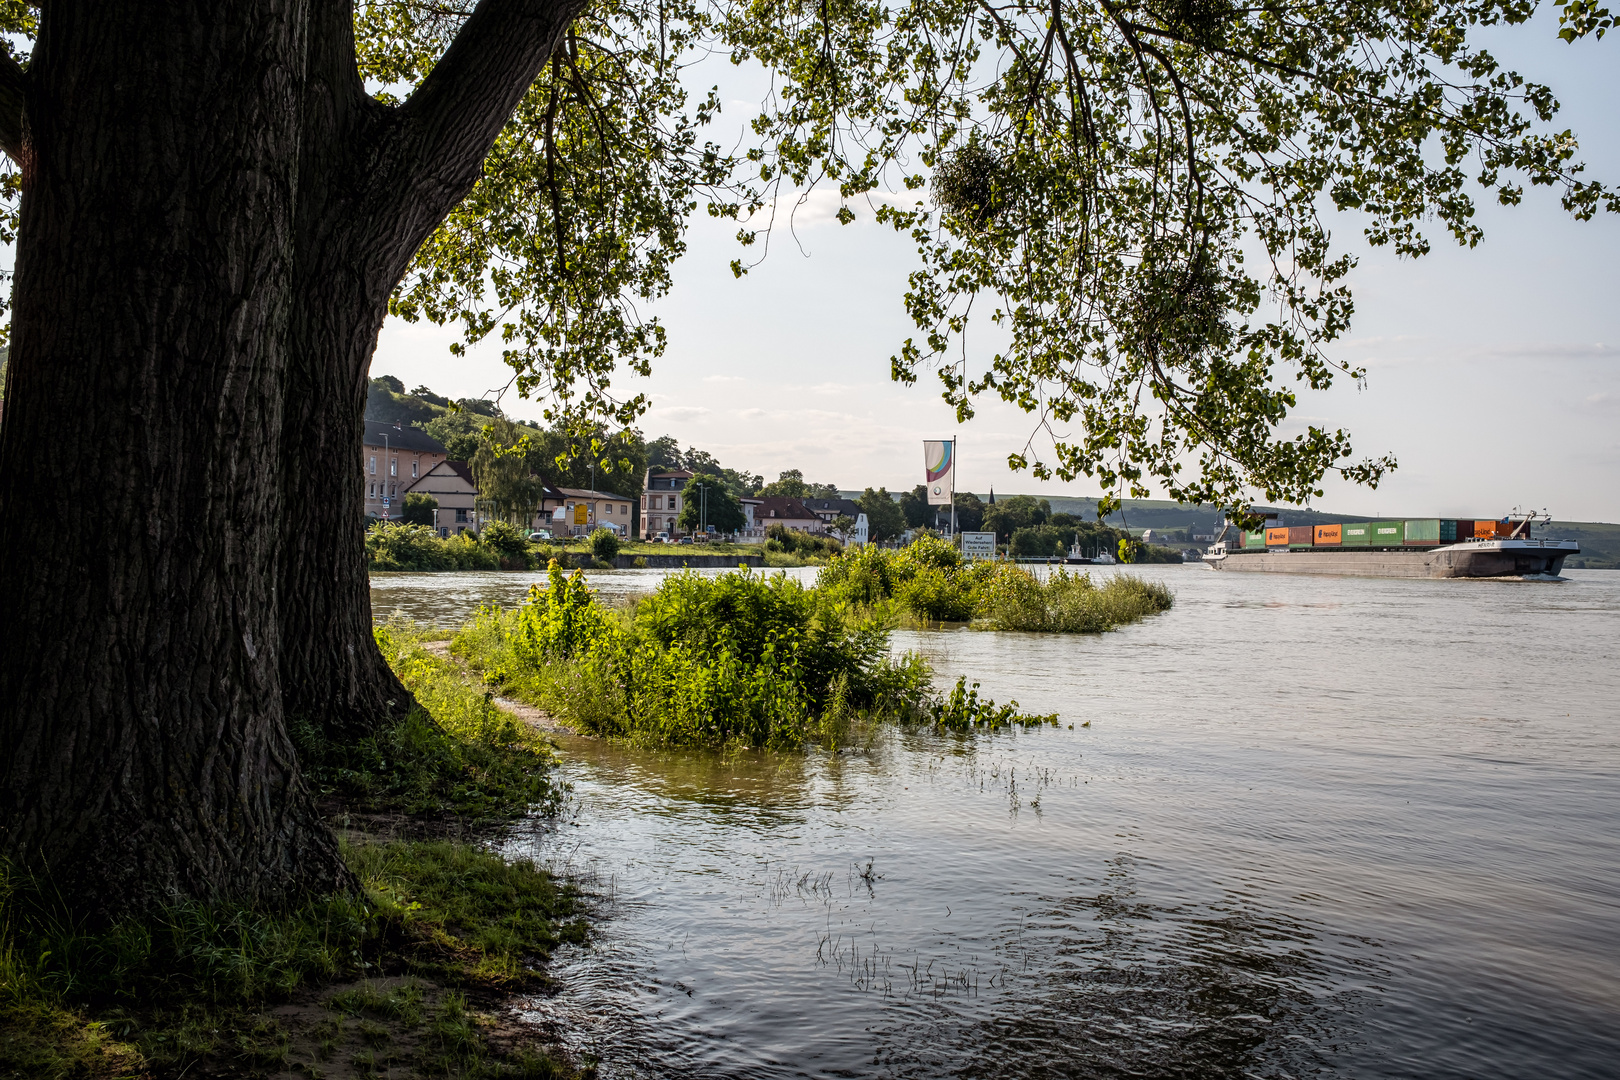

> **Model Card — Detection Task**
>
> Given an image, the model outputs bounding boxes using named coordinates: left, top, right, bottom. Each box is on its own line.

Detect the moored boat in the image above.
left=1203, top=512, right=1577, bottom=579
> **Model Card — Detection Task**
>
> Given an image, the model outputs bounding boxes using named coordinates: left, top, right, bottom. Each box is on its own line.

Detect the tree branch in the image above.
left=395, top=0, right=585, bottom=207
left=0, top=49, right=26, bottom=165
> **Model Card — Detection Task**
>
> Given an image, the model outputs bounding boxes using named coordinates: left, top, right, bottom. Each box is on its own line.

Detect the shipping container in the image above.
left=1370, top=521, right=1405, bottom=546
left=1341, top=522, right=1374, bottom=546
left=1247, top=530, right=1266, bottom=549
left=1315, top=523, right=1342, bottom=545
left=1288, top=526, right=1315, bottom=546
left=1453, top=520, right=1474, bottom=542
left=1473, top=520, right=1503, bottom=539
left=1404, top=519, right=1441, bottom=545
left=1266, top=526, right=1290, bottom=547
left=1439, top=520, right=1459, bottom=543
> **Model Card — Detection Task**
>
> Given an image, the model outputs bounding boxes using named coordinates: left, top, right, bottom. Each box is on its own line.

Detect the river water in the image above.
left=369, top=565, right=1620, bottom=1078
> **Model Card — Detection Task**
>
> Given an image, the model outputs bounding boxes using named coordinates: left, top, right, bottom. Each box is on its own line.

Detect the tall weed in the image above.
left=977, top=568, right=1174, bottom=632
left=818, top=538, right=1173, bottom=632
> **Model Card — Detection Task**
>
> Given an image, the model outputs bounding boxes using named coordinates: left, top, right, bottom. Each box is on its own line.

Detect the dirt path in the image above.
left=421, top=639, right=582, bottom=737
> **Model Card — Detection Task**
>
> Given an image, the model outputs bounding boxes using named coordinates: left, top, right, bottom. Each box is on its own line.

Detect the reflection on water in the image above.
left=373, top=565, right=1620, bottom=1078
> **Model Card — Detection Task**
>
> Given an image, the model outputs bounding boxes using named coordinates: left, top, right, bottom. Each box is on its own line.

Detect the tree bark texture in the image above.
left=0, top=0, right=588, bottom=917
left=0, top=0, right=351, bottom=918
left=278, top=0, right=585, bottom=741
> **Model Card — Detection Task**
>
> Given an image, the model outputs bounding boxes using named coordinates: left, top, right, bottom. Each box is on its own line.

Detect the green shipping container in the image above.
left=1404, top=519, right=1441, bottom=544
left=1244, top=530, right=1266, bottom=549
left=1370, top=521, right=1404, bottom=546
left=1342, top=522, right=1374, bottom=546
left=1439, top=520, right=1459, bottom=542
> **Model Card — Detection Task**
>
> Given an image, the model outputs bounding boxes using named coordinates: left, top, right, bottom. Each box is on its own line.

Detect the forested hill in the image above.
left=364, top=376, right=501, bottom=429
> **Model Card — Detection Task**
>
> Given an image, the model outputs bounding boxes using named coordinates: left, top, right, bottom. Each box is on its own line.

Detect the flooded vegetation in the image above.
left=446, top=562, right=1072, bottom=749
left=372, top=563, right=1620, bottom=1078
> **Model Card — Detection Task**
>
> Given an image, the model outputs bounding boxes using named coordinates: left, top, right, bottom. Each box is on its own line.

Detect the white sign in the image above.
left=960, top=531, right=997, bottom=559
left=924, top=439, right=955, bottom=506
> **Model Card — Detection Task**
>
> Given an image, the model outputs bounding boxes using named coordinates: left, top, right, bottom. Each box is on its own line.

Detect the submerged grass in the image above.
left=0, top=839, right=585, bottom=1079
left=815, top=534, right=1175, bottom=631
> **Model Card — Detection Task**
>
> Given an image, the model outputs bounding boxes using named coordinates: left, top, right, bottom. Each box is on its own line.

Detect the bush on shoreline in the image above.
left=815, top=535, right=1174, bottom=631
left=366, top=521, right=501, bottom=572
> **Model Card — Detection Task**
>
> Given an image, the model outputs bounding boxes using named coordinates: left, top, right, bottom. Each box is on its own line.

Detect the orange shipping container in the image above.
left=1315, top=524, right=1342, bottom=545
left=1266, top=527, right=1291, bottom=546
left=1474, top=520, right=1510, bottom=538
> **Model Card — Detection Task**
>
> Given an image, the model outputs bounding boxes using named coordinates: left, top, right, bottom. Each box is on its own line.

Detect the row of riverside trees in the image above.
left=0, top=2, right=1609, bottom=923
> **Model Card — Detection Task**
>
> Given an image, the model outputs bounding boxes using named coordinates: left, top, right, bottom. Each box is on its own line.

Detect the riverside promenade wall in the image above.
left=614, top=553, right=765, bottom=569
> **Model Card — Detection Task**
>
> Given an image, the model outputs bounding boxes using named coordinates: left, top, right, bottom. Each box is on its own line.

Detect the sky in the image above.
left=372, top=11, right=1620, bottom=523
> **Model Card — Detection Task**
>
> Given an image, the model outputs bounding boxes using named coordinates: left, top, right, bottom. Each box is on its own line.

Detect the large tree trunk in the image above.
left=278, top=9, right=415, bottom=740
left=276, top=0, right=582, bottom=744
left=0, top=0, right=351, bottom=920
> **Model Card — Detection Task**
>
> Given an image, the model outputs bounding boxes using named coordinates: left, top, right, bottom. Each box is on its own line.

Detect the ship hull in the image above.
left=1205, top=540, right=1576, bottom=579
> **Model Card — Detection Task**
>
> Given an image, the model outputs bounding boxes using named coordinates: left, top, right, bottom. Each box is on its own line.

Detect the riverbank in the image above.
left=2, top=632, right=591, bottom=1080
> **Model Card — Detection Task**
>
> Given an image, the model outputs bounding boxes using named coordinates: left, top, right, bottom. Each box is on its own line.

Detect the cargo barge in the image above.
left=1204, top=514, right=1578, bottom=579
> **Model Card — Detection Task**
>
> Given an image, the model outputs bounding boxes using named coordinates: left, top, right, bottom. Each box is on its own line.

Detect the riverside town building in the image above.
left=363, top=420, right=446, bottom=521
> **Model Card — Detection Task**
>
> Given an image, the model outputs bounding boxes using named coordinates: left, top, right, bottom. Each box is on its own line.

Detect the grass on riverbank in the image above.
left=452, top=562, right=1058, bottom=751
left=291, top=623, right=563, bottom=821
left=4, top=608, right=591, bottom=1078
left=0, top=839, right=586, bottom=1079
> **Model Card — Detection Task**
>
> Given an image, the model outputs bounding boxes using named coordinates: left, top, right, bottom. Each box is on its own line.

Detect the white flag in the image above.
left=924, top=440, right=954, bottom=506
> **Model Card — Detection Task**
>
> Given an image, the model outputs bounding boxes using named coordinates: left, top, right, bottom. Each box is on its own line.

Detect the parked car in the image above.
left=677, top=536, right=693, bottom=545
left=527, top=529, right=553, bottom=541
left=653, top=531, right=670, bottom=543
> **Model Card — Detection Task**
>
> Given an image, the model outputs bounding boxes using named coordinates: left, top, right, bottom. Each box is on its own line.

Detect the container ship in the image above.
left=1204, top=514, right=1578, bottom=579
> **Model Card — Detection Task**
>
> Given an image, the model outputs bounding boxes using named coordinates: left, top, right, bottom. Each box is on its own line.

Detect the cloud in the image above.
left=703, top=374, right=747, bottom=384
left=1342, top=337, right=1616, bottom=368
left=648, top=406, right=711, bottom=422
left=743, top=186, right=917, bottom=231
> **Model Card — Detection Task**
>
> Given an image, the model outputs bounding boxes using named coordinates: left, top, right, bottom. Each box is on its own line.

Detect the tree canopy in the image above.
left=10, top=1, right=1608, bottom=512
left=858, top=487, right=908, bottom=542
left=343, top=0, right=1616, bottom=514
left=677, top=472, right=748, bottom=532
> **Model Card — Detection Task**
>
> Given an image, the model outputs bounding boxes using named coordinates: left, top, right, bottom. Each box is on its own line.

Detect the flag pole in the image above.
left=950, top=438, right=957, bottom=537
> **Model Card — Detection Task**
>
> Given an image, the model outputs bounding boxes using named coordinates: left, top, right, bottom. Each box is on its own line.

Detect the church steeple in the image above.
left=988, top=487, right=996, bottom=505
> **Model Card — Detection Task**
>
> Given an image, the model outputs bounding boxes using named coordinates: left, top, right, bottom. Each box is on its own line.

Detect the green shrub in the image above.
left=764, top=524, right=843, bottom=559
left=455, top=564, right=935, bottom=750
left=590, top=527, right=622, bottom=562
left=976, top=567, right=1175, bottom=632
left=478, top=519, right=530, bottom=560
left=816, top=536, right=1174, bottom=632
left=365, top=522, right=500, bottom=572
left=401, top=492, right=438, bottom=527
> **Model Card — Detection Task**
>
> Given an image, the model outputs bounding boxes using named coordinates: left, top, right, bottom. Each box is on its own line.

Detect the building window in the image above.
left=369, top=456, right=376, bottom=474
left=368, top=483, right=374, bottom=498
left=456, top=508, right=468, bottom=523
left=604, top=503, right=612, bottom=515
left=412, top=460, right=419, bottom=478
left=390, top=457, right=397, bottom=477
